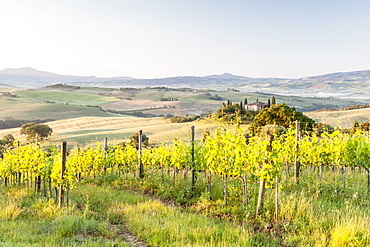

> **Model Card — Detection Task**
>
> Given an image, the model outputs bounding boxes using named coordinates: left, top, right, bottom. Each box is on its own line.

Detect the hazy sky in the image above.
left=1, top=0, right=370, bottom=78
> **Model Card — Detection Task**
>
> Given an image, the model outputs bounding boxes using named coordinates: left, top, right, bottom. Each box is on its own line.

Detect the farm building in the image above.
left=245, top=101, right=266, bottom=111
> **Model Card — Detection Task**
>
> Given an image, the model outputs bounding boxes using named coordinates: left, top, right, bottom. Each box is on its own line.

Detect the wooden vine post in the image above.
left=104, top=138, right=108, bottom=151
left=294, top=120, right=300, bottom=184
left=138, top=130, right=144, bottom=179
left=256, top=179, right=266, bottom=216
left=242, top=173, right=248, bottom=205
left=274, top=176, right=279, bottom=221
left=191, top=126, right=196, bottom=190
left=207, top=171, right=212, bottom=199
left=104, top=137, right=108, bottom=174
left=223, top=174, right=228, bottom=205
left=342, top=166, right=346, bottom=190
left=59, top=141, right=67, bottom=207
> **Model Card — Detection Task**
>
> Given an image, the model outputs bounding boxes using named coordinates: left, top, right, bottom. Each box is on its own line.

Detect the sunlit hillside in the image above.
left=305, top=107, right=370, bottom=129
left=1, top=117, right=221, bottom=146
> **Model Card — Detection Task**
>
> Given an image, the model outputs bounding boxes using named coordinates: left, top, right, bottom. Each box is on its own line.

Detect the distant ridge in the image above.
left=1, top=67, right=370, bottom=95
left=0, top=67, right=59, bottom=77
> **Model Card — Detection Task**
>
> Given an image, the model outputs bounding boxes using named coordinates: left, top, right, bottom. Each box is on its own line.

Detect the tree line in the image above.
left=0, top=117, right=54, bottom=129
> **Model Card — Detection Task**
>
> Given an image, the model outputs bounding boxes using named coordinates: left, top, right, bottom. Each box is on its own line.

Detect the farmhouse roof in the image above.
left=246, top=101, right=266, bottom=106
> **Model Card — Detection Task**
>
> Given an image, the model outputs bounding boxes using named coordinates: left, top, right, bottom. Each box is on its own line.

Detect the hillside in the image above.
left=0, top=116, right=220, bottom=145
left=0, top=86, right=360, bottom=122
left=1, top=68, right=370, bottom=102
left=305, top=107, right=370, bottom=129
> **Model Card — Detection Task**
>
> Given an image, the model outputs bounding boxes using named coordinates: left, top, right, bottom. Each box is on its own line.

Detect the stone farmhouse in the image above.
left=245, top=101, right=266, bottom=111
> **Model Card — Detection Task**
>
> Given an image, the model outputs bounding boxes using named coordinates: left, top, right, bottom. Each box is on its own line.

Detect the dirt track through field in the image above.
left=109, top=224, right=150, bottom=247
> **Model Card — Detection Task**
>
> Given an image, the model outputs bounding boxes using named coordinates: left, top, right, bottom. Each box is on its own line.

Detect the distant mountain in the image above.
left=0, top=67, right=118, bottom=88
left=0, top=67, right=283, bottom=89
left=273, top=70, right=370, bottom=94
left=0, top=67, right=60, bottom=77
left=1, top=67, right=370, bottom=97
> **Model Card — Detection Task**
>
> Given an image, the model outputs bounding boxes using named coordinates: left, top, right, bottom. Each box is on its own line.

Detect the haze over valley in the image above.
left=2, top=67, right=370, bottom=102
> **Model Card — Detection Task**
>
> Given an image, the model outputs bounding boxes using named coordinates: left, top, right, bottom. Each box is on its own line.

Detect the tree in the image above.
left=314, top=123, right=334, bottom=135
left=20, top=123, right=53, bottom=141
left=353, top=120, right=360, bottom=129
left=351, top=120, right=360, bottom=134
left=360, top=122, right=370, bottom=132
left=249, top=103, right=315, bottom=135
left=129, top=132, right=149, bottom=148
left=267, top=99, right=271, bottom=108
left=271, top=96, right=276, bottom=105
left=2, top=134, right=15, bottom=147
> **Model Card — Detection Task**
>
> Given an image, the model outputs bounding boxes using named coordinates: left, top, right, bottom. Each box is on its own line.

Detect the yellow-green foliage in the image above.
left=0, top=188, right=28, bottom=220
left=330, top=217, right=370, bottom=247
left=0, top=200, right=24, bottom=220
left=30, top=198, right=59, bottom=219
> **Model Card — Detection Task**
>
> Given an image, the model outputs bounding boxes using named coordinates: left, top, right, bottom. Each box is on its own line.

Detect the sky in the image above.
left=1, top=0, right=370, bottom=79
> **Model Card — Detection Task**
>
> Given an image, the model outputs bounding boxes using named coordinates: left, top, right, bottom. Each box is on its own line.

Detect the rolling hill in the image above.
left=0, top=116, right=220, bottom=145
left=305, top=107, right=370, bottom=129
left=1, top=68, right=370, bottom=100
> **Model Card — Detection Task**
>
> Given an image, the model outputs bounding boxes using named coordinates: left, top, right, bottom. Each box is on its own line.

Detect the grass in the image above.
left=2, top=165, right=370, bottom=246
left=0, top=98, right=121, bottom=120
left=61, top=129, right=118, bottom=135
left=13, top=89, right=119, bottom=106
left=71, top=184, right=252, bottom=247
left=61, top=132, right=133, bottom=146
left=0, top=183, right=255, bottom=246
left=91, top=165, right=370, bottom=246
left=0, top=187, right=131, bottom=247
left=306, top=107, right=370, bottom=129
left=1, top=116, right=221, bottom=145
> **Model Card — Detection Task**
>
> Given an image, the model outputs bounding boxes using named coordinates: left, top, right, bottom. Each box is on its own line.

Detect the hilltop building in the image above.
left=245, top=101, right=266, bottom=111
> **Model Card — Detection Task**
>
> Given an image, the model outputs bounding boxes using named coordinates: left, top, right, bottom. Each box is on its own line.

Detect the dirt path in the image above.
left=109, top=224, right=150, bottom=247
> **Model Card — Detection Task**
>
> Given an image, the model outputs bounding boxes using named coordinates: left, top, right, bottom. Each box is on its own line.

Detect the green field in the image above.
left=0, top=85, right=368, bottom=145
left=0, top=86, right=362, bottom=122
left=0, top=98, right=121, bottom=120
left=14, top=89, right=119, bottom=105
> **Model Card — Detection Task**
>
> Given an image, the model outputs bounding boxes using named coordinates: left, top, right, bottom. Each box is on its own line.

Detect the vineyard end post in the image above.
left=191, top=126, right=196, bottom=190
left=294, top=120, right=300, bottom=184
left=59, top=141, right=67, bottom=207
left=138, top=130, right=144, bottom=179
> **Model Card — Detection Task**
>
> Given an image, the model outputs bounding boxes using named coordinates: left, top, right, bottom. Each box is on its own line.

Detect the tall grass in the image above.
left=71, top=184, right=254, bottom=247
left=96, top=164, right=370, bottom=246
left=2, top=164, right=370, bottom=246
left=0, top=186, right=130, bottom=246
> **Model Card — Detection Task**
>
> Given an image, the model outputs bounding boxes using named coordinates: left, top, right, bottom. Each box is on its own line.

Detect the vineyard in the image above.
left=1, top=123, right=370, bottom=246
